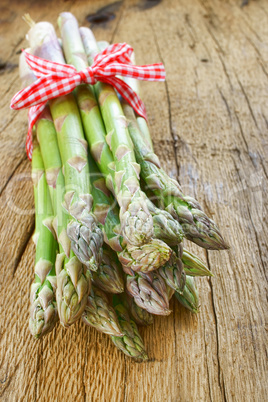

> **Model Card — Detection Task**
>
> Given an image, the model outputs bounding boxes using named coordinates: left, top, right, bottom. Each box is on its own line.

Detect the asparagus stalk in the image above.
left=90, top=245, right=124, bottom=294
left=82, top=286, right=123, bottom=336
left=122, top=102, right=229, bottom=250
left=30, top=146, right=58, bottom=337
left=26, top=19, right=103, bottom=270
left=20, top=47, right=91, bottom=327
left=37, top=108, right=91, bottom=327
left=59, top=13, right=154, bottom=247
left=175, top=276, right=199, bottom=313
left=111, top=295, right=148, bottom=361
left=126, top=271, right=171, bottom=315
left=158, top=245, right=186, bottom=294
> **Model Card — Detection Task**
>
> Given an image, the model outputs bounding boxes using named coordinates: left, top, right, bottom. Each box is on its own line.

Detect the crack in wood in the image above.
left=185, top=13, right=198, bottom=49
left=236, top=78, right=260, bottom=130
left=203, top=320, right=213, bottom=402
left=218, top=55, right=233, bottom=90
left=206, top=253, right=227, bottom=402
left=218, top=88, right=232, bottom=120
left=231, top=155, right=268, bottom=282
left=204, top=25, right=225, bottom=55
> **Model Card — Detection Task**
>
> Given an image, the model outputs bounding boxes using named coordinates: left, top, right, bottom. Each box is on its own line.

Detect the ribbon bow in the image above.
left=10, top=43, right=165, bottom=160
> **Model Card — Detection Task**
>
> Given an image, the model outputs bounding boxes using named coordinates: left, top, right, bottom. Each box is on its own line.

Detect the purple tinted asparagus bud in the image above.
left=126, top=271, right=170, bottom=315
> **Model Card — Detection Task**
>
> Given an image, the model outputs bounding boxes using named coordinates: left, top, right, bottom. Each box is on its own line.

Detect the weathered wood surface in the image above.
left=0, top=0, right=267, bottom=400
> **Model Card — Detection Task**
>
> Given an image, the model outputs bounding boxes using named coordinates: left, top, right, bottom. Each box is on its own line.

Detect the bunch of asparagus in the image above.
left=20, top=13, right=228, bottom=361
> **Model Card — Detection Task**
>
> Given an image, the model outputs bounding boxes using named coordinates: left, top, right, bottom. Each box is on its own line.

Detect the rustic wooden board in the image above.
left=0, top=0, right=267, bottom=400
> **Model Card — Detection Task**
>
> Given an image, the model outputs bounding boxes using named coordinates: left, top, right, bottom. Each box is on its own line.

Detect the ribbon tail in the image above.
left=103, top=76, right=147, bottom=120
left=26, top=103, right=46, bottom=160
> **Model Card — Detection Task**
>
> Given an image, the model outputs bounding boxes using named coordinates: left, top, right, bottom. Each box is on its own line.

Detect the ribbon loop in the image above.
left=10, top=43, right=166, bottom=160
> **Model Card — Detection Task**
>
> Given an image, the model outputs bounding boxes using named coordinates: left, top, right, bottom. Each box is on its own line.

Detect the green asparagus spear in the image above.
left=182, top=248, right=213, bottom=277
left=111, top=295, right=148, bottom=360
left=175, top=276, right=199, bottom=313
left=37, top=107, right=91, bottom=327
left=30, top=146, right=58, bottom=337
left=37, top=109, right=91, bottom=327
left=26, top=19, right=103, bottom=270
left=82, top=286, right=123, bottom=336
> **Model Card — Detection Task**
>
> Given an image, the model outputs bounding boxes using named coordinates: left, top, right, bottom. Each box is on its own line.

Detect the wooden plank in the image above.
left=0, top=0, right=267, bottom=401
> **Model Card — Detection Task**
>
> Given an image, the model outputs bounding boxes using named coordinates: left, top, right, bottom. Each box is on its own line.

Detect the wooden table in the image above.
left=0, top=0, right=267, bottom=400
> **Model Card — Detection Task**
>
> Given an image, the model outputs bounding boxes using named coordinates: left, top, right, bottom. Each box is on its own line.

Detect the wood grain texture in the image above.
left=0, top=0, right=267, bottom=401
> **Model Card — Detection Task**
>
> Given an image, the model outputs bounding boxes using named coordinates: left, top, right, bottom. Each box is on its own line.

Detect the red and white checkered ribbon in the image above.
left=10, top=43, right=165, bottom=160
